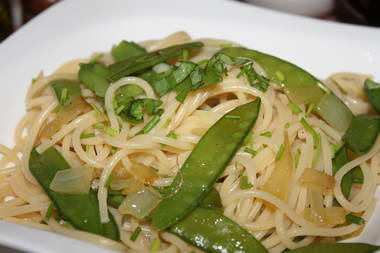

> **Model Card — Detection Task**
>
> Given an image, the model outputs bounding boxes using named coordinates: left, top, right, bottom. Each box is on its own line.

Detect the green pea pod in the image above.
left=108, top=42, right=204, bottom=82
left=332, top=146, right=353, bottom=199
left=29, top=147, right=120, bottom=241
left=332, top=146, right=363, bottom=199
left=198, top=188, right=222, bottom=210
left=220, top=47, right=352, bottom=131
left=342, top=114, right=380, bottom=154
left=168, top=207, right=268, bottom=253
left=152, top=99, right=261, bottom=230
left=364, top=79, right=380, bottom=114
left=286, top=243, right=380, bottom=253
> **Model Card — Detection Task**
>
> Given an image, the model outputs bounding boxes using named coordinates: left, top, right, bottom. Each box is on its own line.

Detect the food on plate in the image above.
left=0, top=31, right=380, bottom=252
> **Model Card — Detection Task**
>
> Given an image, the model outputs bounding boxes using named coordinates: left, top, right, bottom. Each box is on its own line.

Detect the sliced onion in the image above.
left=303, top=189, right=346, bottom=226
left=127, top=161, right=159, bottom=184
left=299, top=168, right=335, bottom=194
left=118, top=187, right=160, bottom=219
left=110, top=177, right=145, bottom=195
left=262, top=133, right=293, bottom=201
left=49, top=166, right=93, bottom=194
left=303, top=207, right=346, bottom=226
left=40, top=95, right=91, bottom=139
left=316, top=93, right=353, bottom=132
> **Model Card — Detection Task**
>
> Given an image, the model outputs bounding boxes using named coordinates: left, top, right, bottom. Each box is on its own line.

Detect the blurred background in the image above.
left=0, top=0, right=379, bottom=42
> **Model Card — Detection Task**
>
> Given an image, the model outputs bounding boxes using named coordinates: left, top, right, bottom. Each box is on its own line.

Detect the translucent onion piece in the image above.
left=153, top=63, right=171, bottom=74
left=299, top=168, right=335, bottom=194
left=40, top=95, right=91, bottom=139
left=316, top=93, right=353, bottom=132
left=127, top=161, right=159, bottom=184
left=118, top=188, right=160, bottom=219
left=304, top=189, right=346, bottom=227
left=49, top=166, right=93, bottom=194
left=303, top=207, right=346, bottom=226
left=110, top=177, right=145, bottom=195
left=262, top=132, right=293, bottom=201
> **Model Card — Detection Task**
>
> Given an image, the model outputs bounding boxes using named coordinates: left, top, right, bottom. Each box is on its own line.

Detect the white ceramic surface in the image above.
left=0, top=0, right=379, bottom=252
left=245, top=0, right=334, bottom=17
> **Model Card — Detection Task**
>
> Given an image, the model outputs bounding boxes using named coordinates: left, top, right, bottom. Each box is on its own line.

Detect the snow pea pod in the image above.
left=220, top=47, right=352, bottom=131
left=29, top=147, right=119, bottom=241
left=168, top=207, right=268, bottom=253
left=152, top=99, right=261, bottom=230
left=287, top=243, right=380, bottom=253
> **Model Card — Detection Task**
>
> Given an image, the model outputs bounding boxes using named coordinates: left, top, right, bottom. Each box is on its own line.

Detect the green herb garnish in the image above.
left=130, top=226, right=142, bottom=242
left=80, top=133, right=96, bottom=139
left=240, top=175, right=253, bottom=189
left=346, top=214, right=365, bottom=225
left=275, top=144, right=285, bottom=161
left=260, top=131, right=272, bottom=137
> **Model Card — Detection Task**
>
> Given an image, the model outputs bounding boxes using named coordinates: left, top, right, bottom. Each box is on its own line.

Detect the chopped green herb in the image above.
left=224, top=115, right=241, bottom=120
left=150, top=238, right=161, bottom=252
left=300, top=118, right=320, bottom=148
left=110, top=146, right=118, bottom=155
left=287, top=103, right=302, bottom=114
left=104, top=173, right=114, bottom=188
left=92, top=125, right=105, bottom=129
left=275, top=144, right=285, bottom=161
left=295, top=149, right=301, bottom=167
left=275, top=70, right=285, bottom=82
left=105, top=127, right=118, bottom=137
left=239, top=63, right=269, bottom=93
left=89, top=103, right=108, bottom=122
left=239, top=175, right=253, bottom=189
left=130, top=227, right=142, bottom=242
left=115, top=105, right=125, bottom=115
left=301, top=117, right=321, bottom=168
left=80, top=133, right=96, bottom=139
left=163, top=118, right=172, bottom=128
left=306, top=103, right=316, bottom=117
left=346, top=214, right=365, bottom=225
left=166, top=131, right=178, bottom=139
left=260, top=131, right=272, bottom=137
left=243, top=131, right=253, bottom=145
left=244, top=147, right=257, bottom=156
left=138, top=115, right=161, bottom=135
left=285, top=123, right=290, bottom=129
left=45, top=203, right=54, bottom=220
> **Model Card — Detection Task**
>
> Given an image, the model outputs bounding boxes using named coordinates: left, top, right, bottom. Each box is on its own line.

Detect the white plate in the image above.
left=0, top=0, right=380, bottom=252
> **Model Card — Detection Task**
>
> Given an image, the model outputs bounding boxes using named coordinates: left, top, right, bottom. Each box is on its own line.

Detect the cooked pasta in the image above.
left=0, top=31, right=379, bottom=253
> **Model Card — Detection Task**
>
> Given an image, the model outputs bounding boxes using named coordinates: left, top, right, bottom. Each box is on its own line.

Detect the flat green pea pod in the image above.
left=286, top=243, right=380, bottom=253
left=220, top=47, right=352, bottom=131
left=152, top=99, right=261, bottom=230
left=168, top=207, right=268, bottom=253
left=29, top=147, right=119, bottom=241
